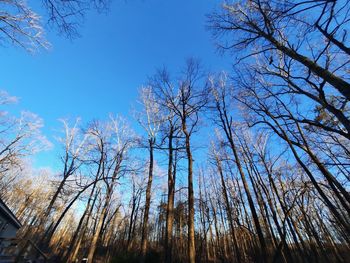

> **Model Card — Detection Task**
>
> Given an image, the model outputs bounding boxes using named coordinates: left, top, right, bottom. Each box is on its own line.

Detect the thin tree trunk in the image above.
left=214, top=152, right=241, bottom=262
left=165, top=126, right=175, bottom=263
left=140, top=137, right=155, bottom=262
left=87, top=187, right=111, bottom=262
left=183, top=124, right=196, bottom=263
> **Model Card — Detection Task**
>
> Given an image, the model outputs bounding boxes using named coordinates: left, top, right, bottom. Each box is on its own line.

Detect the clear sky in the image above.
left=0, top=0, right=231, bottom=170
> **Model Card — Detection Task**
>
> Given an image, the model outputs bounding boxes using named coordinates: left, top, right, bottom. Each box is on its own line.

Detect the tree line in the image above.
left=0, top=0, right=349, bottom=262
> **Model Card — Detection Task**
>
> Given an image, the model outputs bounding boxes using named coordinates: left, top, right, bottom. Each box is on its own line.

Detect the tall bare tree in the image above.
left=152, top=59, right=208, bottom=263
left=135, top=86, right=162, bottom=263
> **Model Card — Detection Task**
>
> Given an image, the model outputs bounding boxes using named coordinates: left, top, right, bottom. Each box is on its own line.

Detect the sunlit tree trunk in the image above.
left=140, top=137, right=155, bottom=262
left=165, top=125, right=176, bottom=263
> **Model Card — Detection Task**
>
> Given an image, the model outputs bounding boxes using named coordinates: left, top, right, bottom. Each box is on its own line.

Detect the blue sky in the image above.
left=0, top=0, right=231, bottom=170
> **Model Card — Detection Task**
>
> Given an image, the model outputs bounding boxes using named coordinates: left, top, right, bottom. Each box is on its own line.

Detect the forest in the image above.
left=0, top=0, right=349, bottom=262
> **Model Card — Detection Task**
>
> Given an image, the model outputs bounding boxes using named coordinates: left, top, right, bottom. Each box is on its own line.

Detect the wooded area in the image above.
left=0, top=0, right=349, bottom=262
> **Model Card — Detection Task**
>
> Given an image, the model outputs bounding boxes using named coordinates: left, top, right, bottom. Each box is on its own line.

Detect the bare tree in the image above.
left=0, top=0, right=48, bottom=50
left=40, top=118, right=89, bottom=243
left=135, top=86, right=162, bottom=263
left=210, top=73, right=268, bottom=262
left=0, top=91, right=50, bottom=192
left=0, top=0, right=110, bottom=50
left=151, top=59, right=208, bottom=263
left=86, top=116, right=135, bottom=262
left=209, top=0, right=350, bottom=100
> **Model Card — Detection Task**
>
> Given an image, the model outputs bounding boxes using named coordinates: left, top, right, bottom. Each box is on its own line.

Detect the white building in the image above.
left=0, top=198, right=22, bottom=260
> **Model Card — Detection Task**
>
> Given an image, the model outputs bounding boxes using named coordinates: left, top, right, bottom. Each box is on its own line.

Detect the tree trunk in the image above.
left=165, top=127, right=175, bottom=263
left=214, top=153, right=241, bottom=262
left=140, top=138, right=155, bottom=262
left=183, top=124, right=196, bottom=263
left=87, top=187, right=111, bottom=262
